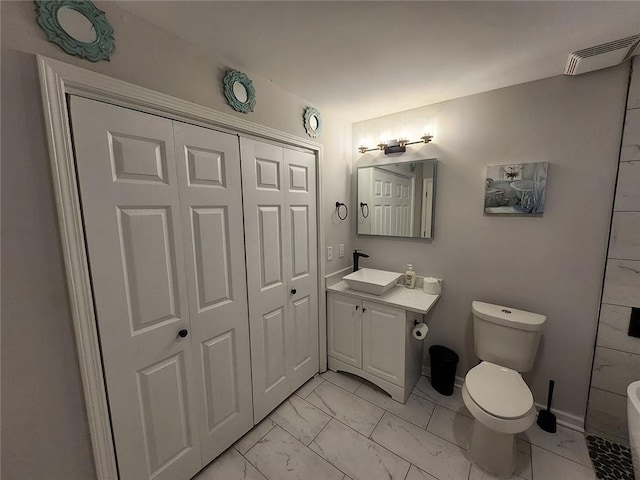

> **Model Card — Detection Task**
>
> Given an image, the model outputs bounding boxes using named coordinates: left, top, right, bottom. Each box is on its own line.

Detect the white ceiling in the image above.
left=116, top=1, right=640, bottom=122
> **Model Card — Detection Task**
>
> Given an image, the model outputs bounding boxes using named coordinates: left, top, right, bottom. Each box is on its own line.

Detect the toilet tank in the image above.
left=472, top=301, right=546, bottom=372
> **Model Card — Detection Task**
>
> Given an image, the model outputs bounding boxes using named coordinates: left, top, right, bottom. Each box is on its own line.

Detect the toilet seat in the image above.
left=466, top=362, right=533, bottom=419
left=463, top=361, right=536, bottom=434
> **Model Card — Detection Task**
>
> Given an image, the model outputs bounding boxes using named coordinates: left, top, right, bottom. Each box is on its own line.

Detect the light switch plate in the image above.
left=339, top=243, right=345, bottom=258
left=327, top=246, right=333, bottom=261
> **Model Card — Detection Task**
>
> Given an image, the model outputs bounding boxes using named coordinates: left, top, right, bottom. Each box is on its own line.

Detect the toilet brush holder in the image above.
left=537, top=380, right=557, bottom=433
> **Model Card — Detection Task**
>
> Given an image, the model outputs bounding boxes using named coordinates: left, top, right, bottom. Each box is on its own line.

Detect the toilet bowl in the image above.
left=464, top=301, right=546, bottom=477
left=462, top=362, right=536, bottom=476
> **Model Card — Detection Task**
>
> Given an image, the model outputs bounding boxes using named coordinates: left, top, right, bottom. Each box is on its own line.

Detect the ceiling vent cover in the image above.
left=565, top=34, right=640, bottom=75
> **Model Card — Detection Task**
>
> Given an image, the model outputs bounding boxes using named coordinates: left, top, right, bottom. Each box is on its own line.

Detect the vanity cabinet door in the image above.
left=362, top=301, right=405, bottom=386
left=327, top=293, right=362, bottom=368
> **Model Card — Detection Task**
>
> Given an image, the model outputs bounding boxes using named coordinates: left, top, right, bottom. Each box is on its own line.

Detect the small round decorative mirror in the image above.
left=223, top=70, right=256, bottom=114
left=304, top=107, right=322, bottom=138
left=35, top=0, right=115, bottom=62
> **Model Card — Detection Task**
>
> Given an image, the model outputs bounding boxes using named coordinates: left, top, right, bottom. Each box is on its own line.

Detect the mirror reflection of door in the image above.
left=357, top=160, right=436, bottom=239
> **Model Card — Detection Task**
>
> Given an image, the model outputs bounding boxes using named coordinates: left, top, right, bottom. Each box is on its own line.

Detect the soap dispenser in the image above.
left=404, top=264, right=416, bottom=289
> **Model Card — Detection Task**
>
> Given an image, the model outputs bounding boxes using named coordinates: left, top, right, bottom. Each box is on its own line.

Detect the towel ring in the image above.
left=360, top=202, right=369, bottom=218
left=335, top=201, right=348, bottom=220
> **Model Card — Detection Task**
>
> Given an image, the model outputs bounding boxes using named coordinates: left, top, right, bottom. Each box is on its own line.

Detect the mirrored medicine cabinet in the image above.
left=357, top=159, right=437, bottom=239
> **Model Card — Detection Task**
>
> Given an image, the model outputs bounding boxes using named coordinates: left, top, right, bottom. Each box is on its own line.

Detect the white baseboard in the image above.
left=420, top=366, right=585, bottom=433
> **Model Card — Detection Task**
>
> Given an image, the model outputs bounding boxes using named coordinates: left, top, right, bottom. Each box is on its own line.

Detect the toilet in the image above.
left=462, top=301, right=546, bottom=477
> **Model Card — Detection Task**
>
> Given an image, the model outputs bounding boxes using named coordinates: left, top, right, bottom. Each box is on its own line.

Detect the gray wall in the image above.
left=352, top=65, right=629, bottom=424
left=1, top=1, right=351, bottom=478
left=587, top=56, right=640, bottom=445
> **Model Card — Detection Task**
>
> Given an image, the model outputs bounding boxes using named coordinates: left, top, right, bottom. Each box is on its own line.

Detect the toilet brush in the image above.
left=537, top=380, right=557, bottom=433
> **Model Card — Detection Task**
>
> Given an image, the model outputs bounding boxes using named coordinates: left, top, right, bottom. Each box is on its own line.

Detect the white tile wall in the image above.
left=609, top=212, right=640, bottom=260
left=614, top=161, right=640, bottom=211
left=586, top=387, right=629, bottom=443
left=596, top=304, right=640, bottom=354
left=621, top=108, right=640, bottom=162
left=587, top=59, right=640, bottom=444
left=591, top=346, right=640, bottom=396
left=601, top=259, right=640, bottom=308
left=627, top=57, right=640, bottom=110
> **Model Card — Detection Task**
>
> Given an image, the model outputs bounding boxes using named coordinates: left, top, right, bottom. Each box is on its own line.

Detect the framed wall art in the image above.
left=484, top=162, right=548, bottom=215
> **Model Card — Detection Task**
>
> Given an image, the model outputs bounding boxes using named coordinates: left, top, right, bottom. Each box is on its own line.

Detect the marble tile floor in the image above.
left=194, top=371, right=597, bottom=480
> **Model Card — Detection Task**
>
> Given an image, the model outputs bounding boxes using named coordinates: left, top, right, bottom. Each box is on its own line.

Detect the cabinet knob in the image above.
left=355, top=305, right=359, bottom=310
left=362, top=308, right=367, bottom=313
left=177, top=329, right=188, bottom=338
left=291, top=288, right=297, bottom=295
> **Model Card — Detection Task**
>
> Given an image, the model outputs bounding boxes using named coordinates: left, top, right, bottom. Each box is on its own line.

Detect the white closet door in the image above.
left=284, top=148, right=318, bottom=390
left=240, top=138, right=318, bottom=421
left=240, top=139, right=290, bottom=421
left=70, top=97, right=201, bottom=480
left=173, top=123, right=253, bottom=461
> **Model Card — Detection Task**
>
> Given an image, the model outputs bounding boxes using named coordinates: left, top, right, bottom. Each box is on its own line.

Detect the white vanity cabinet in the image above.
left=327, top=291, right=424, bottom=402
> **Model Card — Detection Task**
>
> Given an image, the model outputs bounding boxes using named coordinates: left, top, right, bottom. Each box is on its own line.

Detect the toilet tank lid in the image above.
left=472, top=301, right=546, bottom=331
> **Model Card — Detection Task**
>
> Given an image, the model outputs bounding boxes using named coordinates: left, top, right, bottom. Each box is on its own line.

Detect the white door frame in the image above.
left=37, top=55, right=327, bottom=480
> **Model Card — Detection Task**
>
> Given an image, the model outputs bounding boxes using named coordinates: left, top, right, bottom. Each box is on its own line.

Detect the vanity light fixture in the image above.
left=358, top=133, right=434, bottom=155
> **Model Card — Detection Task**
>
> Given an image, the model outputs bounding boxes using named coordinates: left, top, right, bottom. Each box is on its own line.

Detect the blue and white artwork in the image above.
left=484, top=162, right=548, bottom=214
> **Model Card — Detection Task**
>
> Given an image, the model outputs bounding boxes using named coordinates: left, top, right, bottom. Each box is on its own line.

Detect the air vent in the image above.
left=565, top=34, right=640, bottom=75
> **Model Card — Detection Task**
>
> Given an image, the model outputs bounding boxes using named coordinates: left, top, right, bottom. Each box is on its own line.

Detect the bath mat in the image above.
left=586, top=435, right=634, bottom=480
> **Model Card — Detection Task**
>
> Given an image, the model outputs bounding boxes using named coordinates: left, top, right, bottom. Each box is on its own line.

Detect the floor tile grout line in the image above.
left=401, top=463, right=411, bottom=480
left=238, top=441, right=277, bottom=480
left=296, top=376, right=325, bottom=399
left=368, top=408, right=386, bottom=439
left=235, top=420, right=276, bottom=456
left=250, top=424, right=350, bottom=480
left=337, top=375, right=438, bottom=430
left=370, top=411, right=470, bottom=479
left=308, top=412, right=333, bottom=445
left=529, top=443, right=595, bottom=471
left=316, top=414, right=417, bottom=475
left=271, top=392, right=334, bottom=445
left=320, top=373, right=363, bottom=395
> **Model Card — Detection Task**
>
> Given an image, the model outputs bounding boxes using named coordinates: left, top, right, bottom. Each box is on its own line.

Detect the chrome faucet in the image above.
left=353, top=249, right=370, bottom=272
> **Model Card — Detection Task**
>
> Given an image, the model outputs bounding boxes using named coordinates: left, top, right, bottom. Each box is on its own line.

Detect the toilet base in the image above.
left=469, top=419, right=517, bottom=478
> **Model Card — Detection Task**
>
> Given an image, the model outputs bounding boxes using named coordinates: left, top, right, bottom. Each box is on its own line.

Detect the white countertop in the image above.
left=327, top=280, right=440, bottom=315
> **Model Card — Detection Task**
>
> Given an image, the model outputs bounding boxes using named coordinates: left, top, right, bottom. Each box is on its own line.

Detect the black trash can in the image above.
left=429, top=345, right=459, bottom=396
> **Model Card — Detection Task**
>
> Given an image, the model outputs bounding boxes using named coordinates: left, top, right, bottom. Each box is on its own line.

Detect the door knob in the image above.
left=291, top=288, right=297, bottom=295
left=177, top=329, right=188, bottom=338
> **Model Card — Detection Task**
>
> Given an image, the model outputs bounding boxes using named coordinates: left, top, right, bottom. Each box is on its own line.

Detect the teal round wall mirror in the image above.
left=304, top=107, right=322, bottom=138
left=223, top=70, right=256, bottom=114
left=35, top=0, right=115, bottom=62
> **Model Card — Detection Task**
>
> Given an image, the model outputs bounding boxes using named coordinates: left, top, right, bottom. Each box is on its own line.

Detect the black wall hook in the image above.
left=335, top=201, right=348, bottom=220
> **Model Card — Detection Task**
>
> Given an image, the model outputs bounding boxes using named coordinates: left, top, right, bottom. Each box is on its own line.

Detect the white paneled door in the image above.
left=70, top=97, right=253, bottom=480
left=173, top=122, right=253, bottom=461
left=240, top=138, right=318, bottom=421
left=371, top=168, right=412, bottom=236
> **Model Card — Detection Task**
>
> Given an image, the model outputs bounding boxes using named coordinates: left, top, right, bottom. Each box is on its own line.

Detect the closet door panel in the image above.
left=70, top=97, right=201, bottom=480
left=173, top=123, right=253, bottom=460
left=284, top=149, right=318, bottom=390
left=240, top=138, right=290, bottom=421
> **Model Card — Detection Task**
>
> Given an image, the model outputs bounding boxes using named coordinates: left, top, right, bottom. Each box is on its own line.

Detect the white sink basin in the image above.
left=343, top=268, right=403, bottom=295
